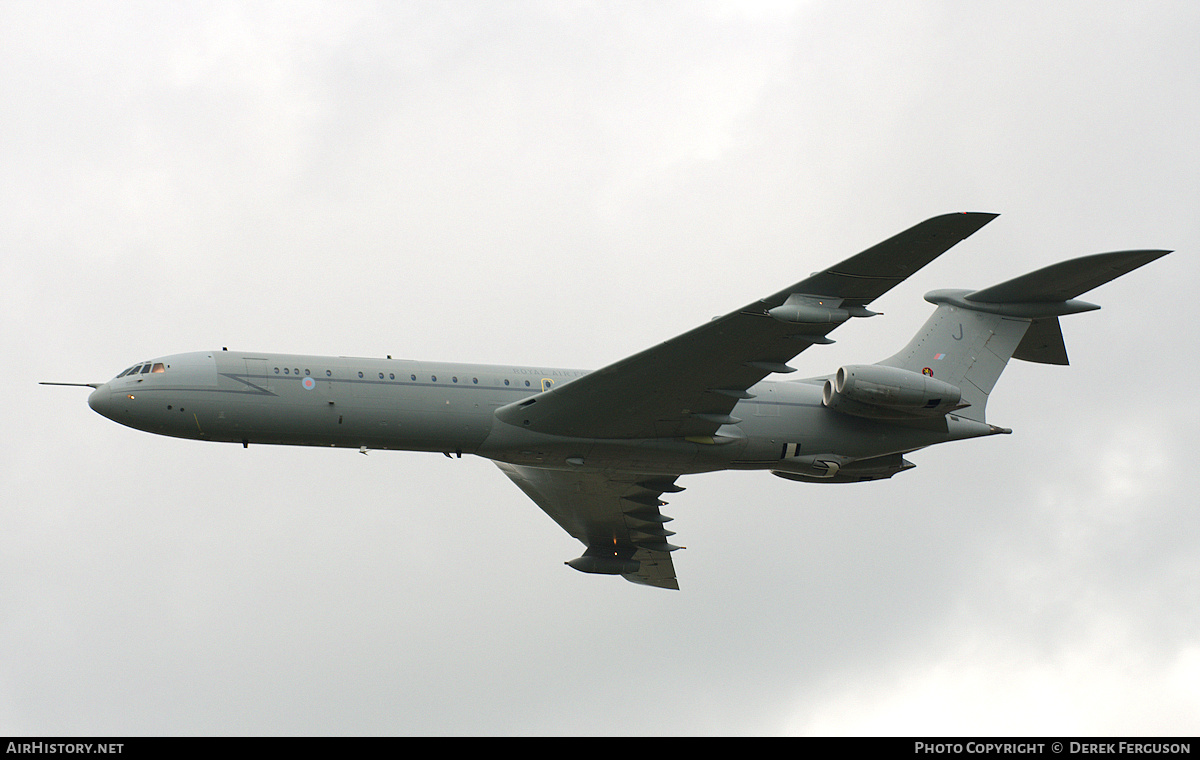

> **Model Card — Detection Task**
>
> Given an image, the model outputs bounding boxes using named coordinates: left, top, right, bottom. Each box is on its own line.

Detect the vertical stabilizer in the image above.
left=878, top=305, right=1029, bottom=422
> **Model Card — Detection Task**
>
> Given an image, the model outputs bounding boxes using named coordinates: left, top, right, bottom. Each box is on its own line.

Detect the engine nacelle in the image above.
left=823, top=364, right=962, bottom=419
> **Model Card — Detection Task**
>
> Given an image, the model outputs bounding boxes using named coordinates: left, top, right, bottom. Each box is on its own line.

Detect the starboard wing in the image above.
left=494, top=212, right=998, bottom=439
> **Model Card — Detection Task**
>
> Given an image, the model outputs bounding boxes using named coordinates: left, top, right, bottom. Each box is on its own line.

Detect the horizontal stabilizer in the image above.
left=967, top=249, right=1170, bottom=303
left=885, top=246, right=1170, bottom=420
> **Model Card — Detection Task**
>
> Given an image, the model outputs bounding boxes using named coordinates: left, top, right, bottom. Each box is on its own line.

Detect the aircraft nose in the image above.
left=88, top=384, right=114, bottom=419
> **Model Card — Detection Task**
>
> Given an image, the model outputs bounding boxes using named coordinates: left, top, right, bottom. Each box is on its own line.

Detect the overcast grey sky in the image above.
left=4, top=0, right=1198, bottom=736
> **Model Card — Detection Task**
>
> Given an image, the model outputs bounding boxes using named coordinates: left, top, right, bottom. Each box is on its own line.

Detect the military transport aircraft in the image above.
left=46, top=213, right=1168, bottom=589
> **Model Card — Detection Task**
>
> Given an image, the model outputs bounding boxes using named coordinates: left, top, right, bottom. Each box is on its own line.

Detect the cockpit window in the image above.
left=114, top=361, right=166, bottom=379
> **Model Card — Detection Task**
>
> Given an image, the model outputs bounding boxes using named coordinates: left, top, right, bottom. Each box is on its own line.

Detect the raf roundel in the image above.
left=302, top=376, right=316, bottom=390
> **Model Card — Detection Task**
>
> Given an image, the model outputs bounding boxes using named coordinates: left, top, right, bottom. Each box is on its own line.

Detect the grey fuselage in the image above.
left=86, top=350, right=998, bottom=478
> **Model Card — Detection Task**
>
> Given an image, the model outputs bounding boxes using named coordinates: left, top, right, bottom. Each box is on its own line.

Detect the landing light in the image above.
left=126, top=394, right=135, bottom=400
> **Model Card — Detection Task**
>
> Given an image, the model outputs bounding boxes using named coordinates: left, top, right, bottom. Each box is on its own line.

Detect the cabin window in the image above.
left=411, top=374, right=416, bottom=381
left=389, top=373, right=395, bottom=380
left=431, top=375, right=437, bottom=382
left=452, top=376, right=458, bottom=383
left=326, top=370, right=332, bottom=377
left=358, top=371, right=364, bottom=378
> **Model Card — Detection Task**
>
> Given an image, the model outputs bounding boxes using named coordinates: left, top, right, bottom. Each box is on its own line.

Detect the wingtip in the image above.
left=1128, top=249, right=1174, bottom=274
left=922, top=211, right=1000, bottom=238
left=929, top=210, right=998, bottom=219
left=926, top=211, right=999, bottom=232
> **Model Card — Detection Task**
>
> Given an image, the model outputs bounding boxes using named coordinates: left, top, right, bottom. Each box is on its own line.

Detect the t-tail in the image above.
left=869, top=249, right=1171, bottom=423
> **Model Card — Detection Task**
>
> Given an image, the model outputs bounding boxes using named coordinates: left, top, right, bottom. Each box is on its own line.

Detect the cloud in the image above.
left=792, top=639, right=1200, bottom=735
